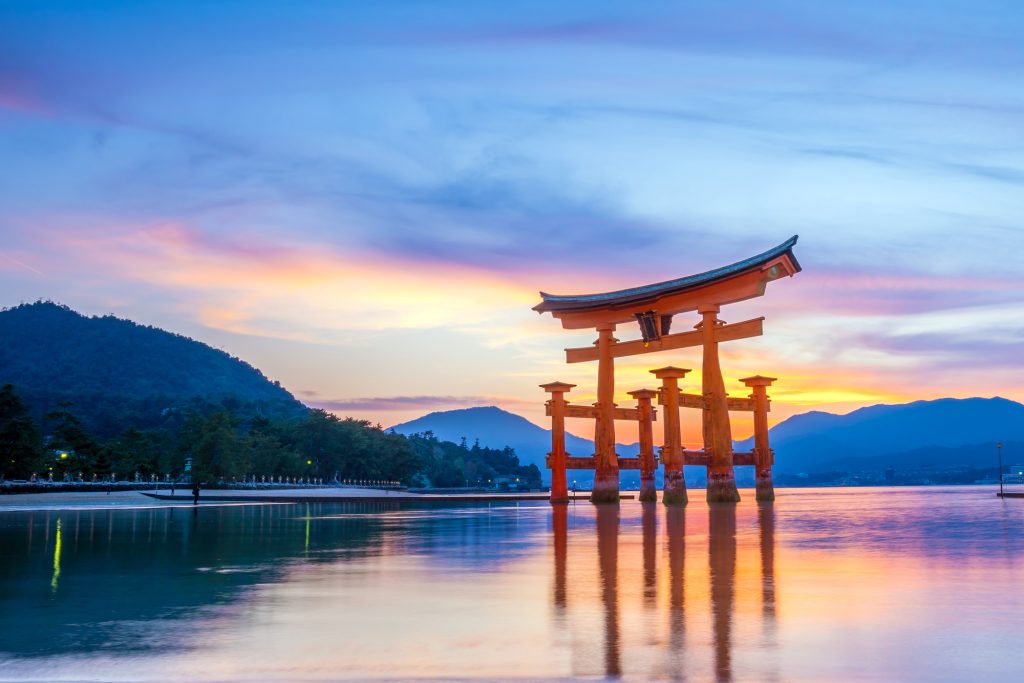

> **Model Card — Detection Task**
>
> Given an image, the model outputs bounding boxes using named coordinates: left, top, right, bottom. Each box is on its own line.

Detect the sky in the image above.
left=1, top=1, right=1023, bottom=443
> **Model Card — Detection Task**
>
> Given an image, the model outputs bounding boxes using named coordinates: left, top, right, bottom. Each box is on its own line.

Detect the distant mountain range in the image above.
left=389, top=406, right=639, bottom=481
left=735, top=396, right=1024, bottom=473
left=392, top=398, right=1024, bottom=481
left=0, top=302, right=307, bottom=435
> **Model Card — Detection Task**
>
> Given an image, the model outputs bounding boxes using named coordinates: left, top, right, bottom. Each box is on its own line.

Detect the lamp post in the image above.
left=997, top=441, right=1004, bottom=497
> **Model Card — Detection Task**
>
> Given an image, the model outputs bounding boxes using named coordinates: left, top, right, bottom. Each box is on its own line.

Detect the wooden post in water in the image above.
left=699, top=304, right=740, bottom=503
left=542, top=382, right=576, bottom=504
left=652, top=366, right=690, bottom=506
left=630, top=389, right=659, bottom=502
left=741, top=375, right=777, bottom=502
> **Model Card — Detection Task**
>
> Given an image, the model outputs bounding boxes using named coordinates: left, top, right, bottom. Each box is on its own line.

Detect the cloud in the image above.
left=853, top=330, right=1024, bottom=370
left=353, top=172, right=702, bottom=275
left=941, top=162, right=1024, bottom=185
left=307, top=395, right=527, bottom=412
left=798, top=146, right=895, bottom=166
left=19, top=220, right=541, bottom=343
left=0, top=252, right=44, bottom=275
left=794, top=140, right=1024, bottom=188
left=394, top=6, right=877, bottom=62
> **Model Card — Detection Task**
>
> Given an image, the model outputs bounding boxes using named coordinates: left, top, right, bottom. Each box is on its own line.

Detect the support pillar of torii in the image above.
left=628, top=388, right=658, bottom=503
left=541, top=381, right=575, bottom=504
left=741, top=375, right=777, bottom=502
left=651, top=367, right=689, bottom=506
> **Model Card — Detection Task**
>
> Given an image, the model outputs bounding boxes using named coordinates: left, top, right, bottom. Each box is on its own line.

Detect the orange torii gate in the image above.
left=535, top=236, right=801, bottom=504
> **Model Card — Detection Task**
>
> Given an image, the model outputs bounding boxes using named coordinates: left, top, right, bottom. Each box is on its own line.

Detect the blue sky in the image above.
left=1, top=1, right=1022, bottom=436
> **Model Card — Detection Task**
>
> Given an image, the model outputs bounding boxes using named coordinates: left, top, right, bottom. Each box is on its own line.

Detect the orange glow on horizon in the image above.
left=51, top=223, right=540, bottom=341
left=12, top=218, right=1020, bottom=434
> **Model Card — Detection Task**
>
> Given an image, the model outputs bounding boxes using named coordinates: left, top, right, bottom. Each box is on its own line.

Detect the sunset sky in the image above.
left=2, top=2, right=1022, bottom=442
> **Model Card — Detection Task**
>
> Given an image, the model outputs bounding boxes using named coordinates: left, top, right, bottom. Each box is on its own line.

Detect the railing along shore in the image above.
left=0, top=480, right=407, bottom=495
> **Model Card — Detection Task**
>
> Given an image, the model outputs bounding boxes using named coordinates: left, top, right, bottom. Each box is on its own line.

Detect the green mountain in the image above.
left=0, top=302, right=307, bottom=436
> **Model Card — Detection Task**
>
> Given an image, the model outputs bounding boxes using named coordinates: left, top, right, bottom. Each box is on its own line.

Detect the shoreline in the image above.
left=0, top=488, right=620, bottom=512
left=140, top=490, right=609, bottom=504
left=0, top=484, right=1015, bottom=512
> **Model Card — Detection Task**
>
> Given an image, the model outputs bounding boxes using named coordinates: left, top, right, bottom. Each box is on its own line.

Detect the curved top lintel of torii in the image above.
left=534, top=235, right=801, bottom=330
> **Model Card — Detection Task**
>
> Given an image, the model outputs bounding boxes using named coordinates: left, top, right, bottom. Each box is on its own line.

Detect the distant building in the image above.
left=493, top=475, right=530, bottom=492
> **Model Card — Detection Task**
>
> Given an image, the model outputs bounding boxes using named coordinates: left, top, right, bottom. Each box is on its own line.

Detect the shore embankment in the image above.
left=1, top=481, right=387, bottom=495
left=0, top=487, right=609, bottom=511
left=142, top=488, right=608, bottom=504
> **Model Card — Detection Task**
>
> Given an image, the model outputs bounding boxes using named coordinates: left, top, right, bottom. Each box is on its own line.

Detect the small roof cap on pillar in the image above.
left=540, top=381, right=577, bottom=393
left=650, top=366, right=691, bottom=379
left=628, top=388, right=659, bottom=399
left=740, top=375, right=777, bottom=387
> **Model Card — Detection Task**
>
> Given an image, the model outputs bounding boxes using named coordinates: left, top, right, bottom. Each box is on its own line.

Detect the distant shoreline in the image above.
left=0, top=488, right=603, bottom=512
left=2, top=479, right=1013, bottom=497
left=0, top=483, right=1012, bottom=514
left=0, top=481, right=407, bottom=496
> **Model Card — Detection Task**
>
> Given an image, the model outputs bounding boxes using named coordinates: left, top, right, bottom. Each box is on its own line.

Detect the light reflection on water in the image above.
left=0, top=487, right=1021, bottom=681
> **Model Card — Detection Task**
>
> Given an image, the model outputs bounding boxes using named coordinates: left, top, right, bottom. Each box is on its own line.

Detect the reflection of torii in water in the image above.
left=710, top=504, right=737, bottom=682
left=596, top=505, right=620, bottom=678
left=659, top=504, right=688, bottom=678
left=758, top=503, right=780, bottom=683
left=551, top=504, right=778, bottom=680
left=536, top=237, right=801, bottom=504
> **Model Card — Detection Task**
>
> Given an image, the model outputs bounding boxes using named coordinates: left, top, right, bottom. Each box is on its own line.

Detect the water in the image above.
left=0, top=487, right=1021, bottom=682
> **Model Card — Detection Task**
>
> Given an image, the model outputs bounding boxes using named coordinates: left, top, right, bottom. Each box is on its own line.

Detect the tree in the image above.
left=187, top=412, right=246, bottom=483
left=404, top=431, right=540, bottom=489
left=45, top=401, right=99, bottom=478
left=0, top=384, right=42, bottom=479
left=243, top=430, right=302, bottom=478
left=288, top=410, right=420, bottom=484
left=103, top=427, right=166, bottom=477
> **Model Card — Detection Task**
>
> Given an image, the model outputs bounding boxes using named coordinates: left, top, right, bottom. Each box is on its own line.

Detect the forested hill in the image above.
left=0, top=302, right=307, bottom=435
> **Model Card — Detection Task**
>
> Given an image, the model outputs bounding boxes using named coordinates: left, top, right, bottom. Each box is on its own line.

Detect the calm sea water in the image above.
left=0, top=487, right=1021, bottom=682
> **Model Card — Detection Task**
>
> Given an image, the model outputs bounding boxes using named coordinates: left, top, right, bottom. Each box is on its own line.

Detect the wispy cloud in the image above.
left=0, top=252, right=44, bottom=275
left=853, top=330, right=1024, bottom=370
left=307, top=395, right=528, bottom=412
left=34, top=221, right=538, bottom=341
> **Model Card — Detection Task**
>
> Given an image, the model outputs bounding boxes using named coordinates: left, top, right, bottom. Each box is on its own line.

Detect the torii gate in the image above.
left=534, top=236, right=801, bottom=504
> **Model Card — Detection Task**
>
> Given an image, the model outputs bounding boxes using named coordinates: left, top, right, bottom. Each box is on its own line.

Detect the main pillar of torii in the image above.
left=533, top=236, right=801, bottom=504
left=699, top=303, right=740, bottom=502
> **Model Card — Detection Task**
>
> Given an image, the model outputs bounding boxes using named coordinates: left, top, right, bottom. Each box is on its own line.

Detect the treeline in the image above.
left=407, top=433, right=542, bottom=488
left=0, top=384, right=541, bottom=488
